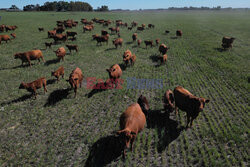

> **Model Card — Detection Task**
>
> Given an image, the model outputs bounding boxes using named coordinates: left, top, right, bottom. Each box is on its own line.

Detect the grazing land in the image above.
left=0, top=11, right=249, bottom=166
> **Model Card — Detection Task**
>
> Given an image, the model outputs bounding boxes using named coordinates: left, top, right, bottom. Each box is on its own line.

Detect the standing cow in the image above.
left=116, top=95, right=149, bottom=157
left=66, top=67, right=84, bottom=98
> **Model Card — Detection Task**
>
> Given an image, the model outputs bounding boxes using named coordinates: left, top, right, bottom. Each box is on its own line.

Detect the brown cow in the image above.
left=106, top=64, right=122, bottom=86
left=14, top=50, right=44, bottom=67
left=10, top=33, right=16, bottom=39
left=0, top=24, right=5, bottom=32
left=176, top=30, right=182, bottom=37
left=137, top=39, right=142, bottom=47
left=48, top=30, right=56, bottom=38
left=141, top=24, right=146, bottom=28
left=222, top=36, right=235, bottom=49
left=144, top=40, right=153, bottom=48
left=116, top=95, right=149, bottom=157
left=66, top=44, right=78, bottom=53
left=131, top=21, right=138, bottom=27
left=51, top=66, right=64, bottom=81
left=66, top=67, right=84, bottom=98
left=159, top=44, right=169, bottom=55
left=54, top=47, right=66, bottom=61
left=163, top=90, right=175, bottom=118
left=128, top=26, right=133, bottom=30
left=137, top=27, right=144, bottom=31
left=0, top=35, right=11, bottom=44
left=155, top=38, right=160, bottom=45
left=132, top=33, right=137, bottom=42
left=123, top=50, right=132, bottom=66
left=96, top=34, right=109, bottom=45
left=66, top=31, right=77, bottom=38
left=113, top=38, right=123, bottom=49
left=53, top=34, right=67, bottom=43
left=109, top=27, right=119, bottom=34
left=159, top=54, right=168, bottom=64
left=45, top=42, right=53, bottom=49
left=83, top=25, right=94, bottom=32
left=19, top=77, right=47, bottom=99
left=5, top=25, right=17, bottom=32
left=173, top=86, right=210, bottom=129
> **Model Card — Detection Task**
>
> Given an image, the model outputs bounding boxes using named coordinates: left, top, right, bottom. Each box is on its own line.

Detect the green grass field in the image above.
left=0, top=11, right=249, bottom=166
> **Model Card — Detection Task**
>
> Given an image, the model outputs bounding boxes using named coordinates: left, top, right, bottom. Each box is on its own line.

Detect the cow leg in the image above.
left=190, top=117, right=195, bottom=128
left=74, top=88, right=77, bottom=98
left=28, top=60, right=32, bottom=67
left=175, top=107, right=178, bottom=115
left=186, top=113, right=190, bottom=129
left=130, top=136, right=136, bottom=151
left=43, top=84, right=47, bottom=93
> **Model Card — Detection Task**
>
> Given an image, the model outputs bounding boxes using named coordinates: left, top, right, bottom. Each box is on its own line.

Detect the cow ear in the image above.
left=205, top=99, right=210, bottom=103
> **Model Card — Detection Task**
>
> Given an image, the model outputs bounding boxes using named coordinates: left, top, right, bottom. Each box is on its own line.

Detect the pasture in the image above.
left=0, top=11, right=249, bottom=166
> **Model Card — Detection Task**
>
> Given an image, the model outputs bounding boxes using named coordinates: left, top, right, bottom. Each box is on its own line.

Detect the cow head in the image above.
left=116, top=129, right=136, bottom=149
left=192, top=97, right=210, bottom=112
left=106, top=64, right=120, bottom=78
left=137, top=95, right=150, bottom=112
left=19, top=82, right=26, bottom=89
left=123, top=50, right=131, bottom=63
left=163, top=90, right=175, bottom=113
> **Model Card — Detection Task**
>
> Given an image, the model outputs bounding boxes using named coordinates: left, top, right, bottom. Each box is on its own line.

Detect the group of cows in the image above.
left=1, top=17, right=213, bottom=157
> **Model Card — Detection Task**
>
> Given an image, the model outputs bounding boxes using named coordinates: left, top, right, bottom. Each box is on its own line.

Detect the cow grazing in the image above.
left=113, top=38, right=123, bottom=49
left=66, top=31, right=77, bottom=38
left=55, top=27, right=65, bottom=34
left=83, top=25, right=94, bottom=33
left=165, top=30, right=170, bottom=34
left=10, top=33, right=16, bottom=39
left=144, top=40, right=153, bottom=48
left=101, top=30, right=108, bottom=36
left=160, top=54, right=168, bottom=64
left=19, top=77, right=47, bottom=99
left=131, top=21, right=138, bottom=27
left=137, top=27, right=144, bottom=31
left=0, top=24, right=5, bottom=32
left=38, top=28, right=44, bottom=32
left=148, top=24, right=155, bottom=29
left=222, top=36, right=235, bottom=49
left=54, top=47, right=66, bottom=61
left=123, top=50, right=136, bottom=66
left=66, top=44, right=78, bottom=53
left=51, top=66, right=64, bottom=81
left=116, top=95, right=149, bottom=157
left=159, top=44, right=169, bottom=55
left=163, top=90, right=175, bottom=118
left=173, top=86, right=210, bottom=129
left=95, top=34, right=109, bottom=46
left=0, top=35, right=11, bottom=44
left=45, top=42, right=53, bottom=49
left=132, top=33, right=137, bottom=42
left=155, top=39, right=160, bottom=45
left=137, top=39, right=142, bottom=47
left=176, top=30, right=182, bottom=37
left=106, top=64, right=122, bottom=86
left=66, top=67, right=84, bottom=98
left=14, top=50, right=44, bottom=67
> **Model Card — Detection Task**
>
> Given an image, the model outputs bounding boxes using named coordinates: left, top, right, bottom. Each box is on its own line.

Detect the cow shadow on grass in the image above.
left=150, top=54, right=160, bottom=63
left=44, top=58, right=60, bottom=66
left=47, top=79, right=57, bottom=85
left=170, top=37, right=178, bottom=39
left=1, top=94, right=33, bottom=106
left=0, top=64, right=30, bottom=71
left=44, top=88, right=70, bottom=106
left=105, top=47, right=117, bottom=51
left=85, top=81, right=109, bottom=98
left=118, top=63, right=127, bottom=71
left=125, top=41, right=133, bottom=45
left=85, top=135, right=123, bottom=167
left=146, top=109, right=184, bottom=153
left=214, top=47, right=226, bottom=52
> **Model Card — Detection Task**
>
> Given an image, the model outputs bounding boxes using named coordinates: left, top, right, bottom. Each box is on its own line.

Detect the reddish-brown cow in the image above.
left=14, top=50, right=44, bottom=67
left=51, top=66, right=64, bottom=81
left=66, top=67, right=84, bottom=98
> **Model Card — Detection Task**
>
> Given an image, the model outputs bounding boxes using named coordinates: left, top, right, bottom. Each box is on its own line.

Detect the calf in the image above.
left=19, top=77, right=47, bottom=99
left=132, top=33, right=137, bottom=42
left=66, top=67, right=84, bottom=98
left=5, top=25, right=17, bottom=32
left=106, top=64, right=122, bottom=87
left=163, top=90, right=175, bottom=118
left=144, top=40, right=153, bottom=48
left=176, top=30, right=182, bottom=37
left=0, top=35, right=11, bottom=44
left=113, top=38, right=123, bottom=49
left=54, top=47, right=66, bottom=61
left=38, top=28, right=44, bottom=32
left=159, top=44, right=169, bottom=55
left=66, top=44, right=78, bottom=53
left=173, top=86, right=210, bottom=129
left=14, top=50, right=44, bottom=67
left=45, top=42, right=53, bottom=49
left=53, top=34, right=67, bottom=43
left=51, top=66, right=64, bottom=81
left=117, top=95, right=149, bottom=157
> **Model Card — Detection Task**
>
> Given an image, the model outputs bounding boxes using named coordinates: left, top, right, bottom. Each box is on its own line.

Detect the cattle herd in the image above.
left=1, top=17, right=236, bottom=158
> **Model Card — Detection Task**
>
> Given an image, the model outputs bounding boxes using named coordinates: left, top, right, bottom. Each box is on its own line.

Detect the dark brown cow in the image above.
left=0, top=35, right=11, bottom=44
left=137, top=27, right=144, bottom=31
left=19, top=77, right=47, bottom=99
left=117, top=95, right=149, bottom=157
left=66, top=31, right=77, bottom=38
left=173, top=86, right=210, bottom=129
left=54, top=47, right=66, bottom=61
left=0, top=24, right=5, bottom=32
left=38, top=28, right=44, bottom=32
left=176, top=30, right=182, bottom=37
left=132, top=33, right=137, bottom=42
left=128, top=26, right=133, bottom=30
left=113, top=38, right=123, bottom=49
left=159, top=44, right=169, bottom=55
left=101, top=30, right=108, bottom=36
left=51, top=66, right=64, bottom=81
left=45, top=42, right=53, bottom=49
left=55, top=27, right=65, bottom=34
left=95, top=34, right=109, bottom=45
left=14, top=50, right=45, bottom=67
left=163, top=90, right=175, bottom=118
left=66, top=67, right=84, bottom=98
left=66, top=44, right=78, bottom=53
left=144, top=40, right=153, bottom=48
left=222, top=36, right=235, bottom=49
